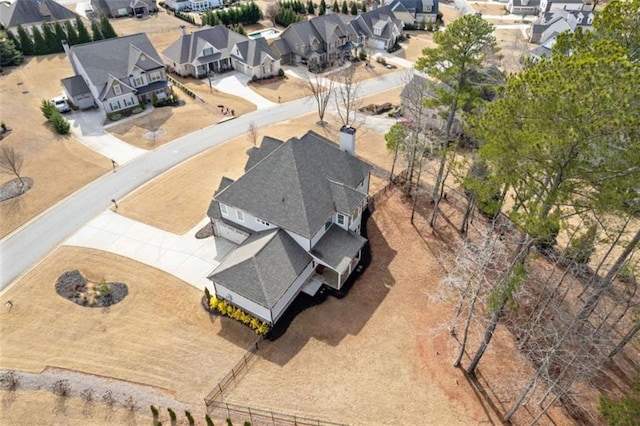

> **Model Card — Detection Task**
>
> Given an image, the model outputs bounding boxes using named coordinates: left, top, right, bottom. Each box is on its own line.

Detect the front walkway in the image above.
left=205, top=73, right=277, bottom=110
left=64, top=212, right=236, bottom=290
left=67, top=109, right=148, bottom=165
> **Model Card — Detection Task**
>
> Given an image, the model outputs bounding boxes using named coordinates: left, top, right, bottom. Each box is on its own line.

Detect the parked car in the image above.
left=51, top=96, right=70, bottom=113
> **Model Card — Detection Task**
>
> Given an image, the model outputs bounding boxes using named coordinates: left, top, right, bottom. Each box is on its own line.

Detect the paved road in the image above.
left=0, top=72, right=405, bottom=291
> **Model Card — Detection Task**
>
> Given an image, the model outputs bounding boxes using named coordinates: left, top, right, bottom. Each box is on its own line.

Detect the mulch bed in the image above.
left=55, top=270, right=128, bottom=308
left=0, top=177, right=33, bottom=202
left=195, top=222, right=213, bottom=239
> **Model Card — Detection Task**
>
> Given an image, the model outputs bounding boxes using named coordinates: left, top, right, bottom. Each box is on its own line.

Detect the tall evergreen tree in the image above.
left=99, top=15, right=118, bottom=39
left=350, top=1, right=357, bottom=14
left=64, top=20, right=79, bottom=45
left=91, top=20, right=104, bottom=41
left=53, top=22, right=67, bottom=49
left=341, top=0, right=348, bottom=13
left=16, top=25, right=34, bottom=55
left=319, top=0, right=326, bottom=14
left=76, top=17, right=92, bottom=44
left=31, top=26, right=47, bottom=55
left=6, top=29, right=21, bottom=52
left=332, top=0, right=339, bottom=12
left=307, top=0, right=315, bottom=14
left=361, top=1, right=366, bottom=12
left=42, top=23, right=59, bottom=54
left=0, top=38, right=24, bottom=66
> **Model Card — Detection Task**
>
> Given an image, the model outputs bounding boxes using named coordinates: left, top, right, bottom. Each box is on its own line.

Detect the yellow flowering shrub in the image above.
left=208, top=296, right=270, bottom=335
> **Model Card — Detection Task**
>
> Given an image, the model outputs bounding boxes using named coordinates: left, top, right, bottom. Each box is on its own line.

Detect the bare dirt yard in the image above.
left=248, top=75, right=310, bottom=103
left=397, top=30, right=438, bottom=63
left=494, top=28, right=534, bottom=73
left=118, top=87, right=402, bottom=234
left=220, top=187, right=573, bottom=425
left=471, top=3, right=510, bottom=15
left=0, top=246, right=258, bottom=403
left=0, top=55, right=110, bottom=238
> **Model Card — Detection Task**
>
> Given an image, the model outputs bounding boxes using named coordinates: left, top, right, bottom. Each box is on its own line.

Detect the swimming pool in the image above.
left=248, top=28, right=282, bottom=40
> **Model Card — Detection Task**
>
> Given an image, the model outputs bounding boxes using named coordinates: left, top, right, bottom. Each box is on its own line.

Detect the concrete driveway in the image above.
left=67, top=109, right=148, bottom=165
left=64, top=212, right=236, bottom=290
left=205, top=73, right=277, bottom=110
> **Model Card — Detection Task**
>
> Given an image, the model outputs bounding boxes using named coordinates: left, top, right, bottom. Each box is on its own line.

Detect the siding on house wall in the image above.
left=213, top=282, right=273, bottom=323
left=220, top=204, right=273, bottom=233
left=271, top=261, right=314, bottom=323
left=105, top=92, right=138, bottom=112
left=284, top=229, right=311, bottom=251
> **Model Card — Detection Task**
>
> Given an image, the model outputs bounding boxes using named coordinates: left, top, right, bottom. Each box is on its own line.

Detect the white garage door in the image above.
left=75, top=94, right=95, bottom=110
left=216, top=222, right=248, bottom=244
left=369, top=39, right=386, bottom=50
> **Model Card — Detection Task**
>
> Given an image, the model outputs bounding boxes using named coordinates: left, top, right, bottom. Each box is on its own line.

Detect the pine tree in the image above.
left=53, top=22, right=67, bottom=50
left=0, top=38, right=24, bottom=66
left=16, top=25, right=35, bottom=55
left=31, top=26, right=47, bottom=55
left=99, top=15, right=118, bottom=39
left=42, top=23, right=59, bottom=54
left=307, top=0, right=315, bottom=14
left=361, top=1, right=366, bottom=12
left=319, top=0, right=326, bottom=14
left=91, top=20, right=104, bottom=41
left=64, top=21, right=79, bottom=45
left=350, top=1, right=358, bottom=15
left=341, top=0, right=348, bottom=13
left=332, top=0, right=339, bottom=12
left=76, top=18, right=92, bottom=44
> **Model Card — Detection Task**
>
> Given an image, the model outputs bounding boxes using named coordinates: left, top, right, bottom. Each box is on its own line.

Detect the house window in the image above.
left=113, top=84, right=122, bottom=95
left=220, top=203, right=228, bottom=215
left=109, top=100, right=121, bottom=111
left=132, top=76, right=144, bottom=87
left=149, top=71, right=162, bottom=82
left=373, top=28, right=382, bottom=36
left=236, top=210, right=244, bottom=222
left=324, top=221, right=332, bottom=231
left=256, top=218, right=270, bottom=227
left=123, top=97, right=135, bottom=107
left=202, top=47, right=214, bottom=57
left=337, top=214, right=346, bottom=226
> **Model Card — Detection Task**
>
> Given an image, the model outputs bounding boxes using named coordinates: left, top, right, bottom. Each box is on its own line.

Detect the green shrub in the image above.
left=243, top=422, right=251, bottom=426
left=226, top=419, right=233, bottom=426
left=251, top=75, right=258, bottom=82
left=150, top=405, right=159, bottom=417
left=565, top=224, right=597, bottom=265
left=205, top=414, right=215, bottom=426
left=618, top=261, right=637, bottom=284
left=107, top=112, right=122, bottom=121
left=1, top=122, right=6, bottom=132
left=168, top=407, right=176, bottom=421
left=278, top=68, right=285, bottom=77
left=185, top=410, right=194, bottom=425
left=41, top=99, right=56, bottom=120
left=132, top=107, right=144, bottom=114
left=51, top=112, right=70, bottom=134
left=204, top=287, right=211, bottom=300
left=209, top=297, right=270, bottom=335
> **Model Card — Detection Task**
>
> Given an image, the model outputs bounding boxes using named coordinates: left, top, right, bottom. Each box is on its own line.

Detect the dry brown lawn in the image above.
left=172, top=74, right=257, bottom=117
left=0, top=247, right=258, bottom=403
left=118, top=87, right=402, bottom=234
left=220, top=188, right=573, bottom=425
left=248, top=76, right=309, bottom=103
left=0, top=390, right=152, bottom=426
left=398, top=30, right=438, bottom=63
left=494, top=29, right=533, bottom=73
left=327, top=60, right=401, bottom=82
left=0, top=55, right=110, bottom=239
left=473, top=3, right=510, bottom=15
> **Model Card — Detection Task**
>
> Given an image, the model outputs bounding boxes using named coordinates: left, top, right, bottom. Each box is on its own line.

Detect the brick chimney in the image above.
left=339, top=125, right=356, bottom=155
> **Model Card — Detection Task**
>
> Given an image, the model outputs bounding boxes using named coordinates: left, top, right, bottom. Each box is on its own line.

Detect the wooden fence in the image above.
left=204, top=338, right=261, bottom=406
left=210, top=401, right=349, bottom=426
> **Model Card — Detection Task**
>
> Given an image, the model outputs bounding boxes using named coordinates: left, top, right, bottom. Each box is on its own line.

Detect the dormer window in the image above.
left=337, top=213, right=346, bottom=226
left=202, top=47, right=213, bottom=57
left=113, top=84, right=122, bottom=95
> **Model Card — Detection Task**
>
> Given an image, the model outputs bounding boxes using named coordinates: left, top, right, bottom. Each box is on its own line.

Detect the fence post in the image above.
left=271, top=410, right=275, bottom=425
left=226, top=402, right=230, bottom=418
left=248, top=406, right=253, bottom=423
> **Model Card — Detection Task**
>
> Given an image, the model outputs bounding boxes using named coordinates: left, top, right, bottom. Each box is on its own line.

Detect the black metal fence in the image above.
left=210, top=400, right=349, bottom=426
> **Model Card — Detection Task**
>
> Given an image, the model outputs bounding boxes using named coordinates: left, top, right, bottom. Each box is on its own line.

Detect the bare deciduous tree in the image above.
left=247, top=121, right=258, bottom=146
left=0, top=145, right=25, bottom=186
left=333, top=67, right=363, bottom=128
left=264, top=3, right=280, bottom=26
left=299, top=71, right=335, bottom=126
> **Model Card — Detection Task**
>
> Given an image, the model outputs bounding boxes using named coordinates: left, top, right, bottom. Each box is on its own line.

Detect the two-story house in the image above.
left=91, top=0, right=158, bottom=18
left=206, top=127, right=372, bottom=325
left=161, top=25, right=281, bottom=79
left=529, top=9, right=594, bottom=59
left=349, top=5, right=404, bottom=51
left=271, top=13, right=359, bottom=72
left=0, top=0, right=77, bottom=36
left=386, top=0, right=440, bottom=25
left=60, top=33, right=170, bottom=113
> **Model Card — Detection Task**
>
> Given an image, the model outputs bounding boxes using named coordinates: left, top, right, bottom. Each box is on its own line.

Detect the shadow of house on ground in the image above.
left=219, top=207, right=398, bottom=366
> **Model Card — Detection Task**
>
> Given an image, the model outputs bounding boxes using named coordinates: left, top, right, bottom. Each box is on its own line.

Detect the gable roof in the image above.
left=310, top=225, right=367, bottom=272
left=244, top=136, right=283, bottom=172
left=69, top=33, right=163, bottom=94
left=61, top=75, right=91, bottom=97
left=351, top=5, right=403, bottom=40
left=387, top=0, right=439, bottom=14
left=215, top=131, right=372, bottom=238
left=209, top=229, right=312, bottom=309
left=280, top=13, right=358, bottom=55
left=0, top=0, right=77, bottom=28
left=162, top=25, right=280, bottom=67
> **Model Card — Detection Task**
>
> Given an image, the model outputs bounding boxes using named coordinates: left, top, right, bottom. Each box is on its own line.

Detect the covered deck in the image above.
left=310, top=225, right=367, bottom=290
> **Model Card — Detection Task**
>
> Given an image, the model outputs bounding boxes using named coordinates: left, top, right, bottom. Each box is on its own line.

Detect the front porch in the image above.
left=310, top=225, right=367, bottom=290
left=196, top=58, right=233, bottom=77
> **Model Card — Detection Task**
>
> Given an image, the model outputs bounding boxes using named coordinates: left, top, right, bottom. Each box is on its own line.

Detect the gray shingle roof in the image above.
left=0, top=0, right=77, bottom=29
left=351, top=5, right=403, bottom=42
left=215, top=131, right=372, bottom=238
left=209, top=229, right=312, bottom=309
left=244, top=136, right=283, bottom=172
left=310, top=225, right=367, bottom=272
left=279, top=13, right=358, bottom=57
left=328, top=181, right=367, bottom=214
left=61, top=75, right=91, bottom=97
left=388, top=0, right=439, bottom=15
left=69, top=33, right=164, bottom=95
left=162, top=25, right=280, bottom=68
left=207, top=176, right=235, bottom=220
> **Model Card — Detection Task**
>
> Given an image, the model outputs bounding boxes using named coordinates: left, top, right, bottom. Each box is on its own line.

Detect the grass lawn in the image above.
left=248, top=75, right=309, bottom=103
left=0, top=55, right=110, bottom=239
left=117, top=87, right=403, bottom=234
left=326, top=60, right=401, bottom=82
left=0, top=247, right=258, bottom=403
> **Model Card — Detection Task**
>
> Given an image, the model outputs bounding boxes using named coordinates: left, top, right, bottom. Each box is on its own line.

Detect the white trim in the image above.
left=220, top=203, right=228, bottom=216
left=337, top=213, right=345, bottom=226
left=236, top=210, right=244, bottom=222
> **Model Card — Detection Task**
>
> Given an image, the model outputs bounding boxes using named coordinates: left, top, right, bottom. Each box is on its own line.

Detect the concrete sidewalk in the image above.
left=205, top=73, right=277, bottom=110
left=64, top=212, right=236, bottom=290
left=67, top=109, right=148, bottom=165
